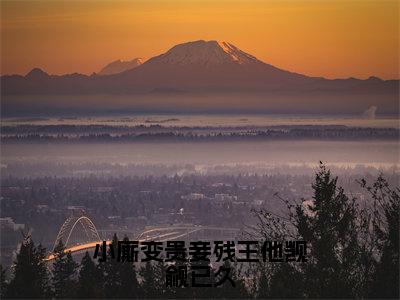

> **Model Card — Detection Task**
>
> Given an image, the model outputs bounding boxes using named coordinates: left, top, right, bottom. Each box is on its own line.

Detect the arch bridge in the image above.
left=52, top=215, right=101, bottom=252
left=46, top=215, right=241, bottom=261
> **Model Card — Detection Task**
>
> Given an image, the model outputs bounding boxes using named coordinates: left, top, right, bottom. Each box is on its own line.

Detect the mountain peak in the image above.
left=149, top=40, right=261, bottom=67
left=367, top=75, right=382, bottom=82
left=99, top=58, right=143, bottom=75
left=25, top=68, right=49, bottom=79
left=216, top=41, right=258, bottom=64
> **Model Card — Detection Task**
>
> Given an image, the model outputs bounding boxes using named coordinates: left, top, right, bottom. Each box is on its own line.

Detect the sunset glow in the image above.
left=1, top=0, right=398, bottom=79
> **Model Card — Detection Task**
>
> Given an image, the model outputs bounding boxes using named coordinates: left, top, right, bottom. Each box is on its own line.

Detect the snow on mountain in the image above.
left=98, top=58, right=143, bottom=75
left=111, top=40, right=309, bottom=91
left=145, top=40, right=262, bottom=67
left=2, top=39, right=397, bottom=113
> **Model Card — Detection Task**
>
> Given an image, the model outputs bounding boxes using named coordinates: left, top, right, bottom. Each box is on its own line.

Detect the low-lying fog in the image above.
left=3, top=114, right=399, bottom=128
left=1, top=141, right=398, bottom=175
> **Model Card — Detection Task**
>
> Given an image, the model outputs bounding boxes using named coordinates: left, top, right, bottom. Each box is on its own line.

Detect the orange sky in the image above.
left=1, top=0, right=399, bottom=79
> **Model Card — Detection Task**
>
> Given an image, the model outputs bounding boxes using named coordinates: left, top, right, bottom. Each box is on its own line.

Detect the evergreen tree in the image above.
left=361, top=176, right=399, bottom=298
left=7, top=236, right=50, bottom=298
left=52, top=240, right=78, bottom=298
left=102, top=234, right=141, bottom=298
left=215, top=260, right=249, bottom=298
left=139, top=261, right=165, bottom=298
left=186, top=259, right=218, bottom=299
left=0, top=264, right=7, bottom=298
left=139, top=261, right=154, bottom=298
left=296, top=163, right=360, bottom=298
left=77, top=251, right=103, bottom=298
left=165, top=259, right=191, bottom=299
left=256, top=266, right=269, bottom=299
left=102, top=233, right=121, bottom=297
left=268, top=263, right=303, bottom=298
left=254, top=163, right=365, bottom=298
left=118, top=248, right=140, bottom=297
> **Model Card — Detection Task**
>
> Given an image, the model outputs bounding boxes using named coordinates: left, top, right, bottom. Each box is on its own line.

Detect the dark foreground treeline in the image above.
left=0, top=164, right=398, bottom=299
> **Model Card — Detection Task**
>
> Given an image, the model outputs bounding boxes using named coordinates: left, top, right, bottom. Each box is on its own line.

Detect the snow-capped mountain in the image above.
left=1, top=39, right=398, bottom=116
left=147, top=40, right=260, bottom=67
left=111, top=40, right=311, bottom=91
left=98, top=58, right=143, bottom=75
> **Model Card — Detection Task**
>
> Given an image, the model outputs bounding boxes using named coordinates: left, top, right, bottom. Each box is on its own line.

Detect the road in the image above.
left=44, top=230, right=196, bottom=261
left=44, top=225, right=240, bottom=261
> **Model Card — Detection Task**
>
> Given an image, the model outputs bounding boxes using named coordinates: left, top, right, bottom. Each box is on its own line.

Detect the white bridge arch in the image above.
left=52, top=215, right=101, bottom=252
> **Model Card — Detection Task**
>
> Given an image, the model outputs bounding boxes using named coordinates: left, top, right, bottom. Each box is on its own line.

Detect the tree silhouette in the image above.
left=360, top=176, right=399, bottom=298
left=255, top=263, right=269, bottom=299
left=117, top=236, right=141, bottom=298
left=268, top=263, right=303, bottom=298
left=253, top=163, right=366, bottom=298
left=215, top=260, right=249, bottom=298
left=296, top=163, right=360, bottom=298
left=52, top=240, right=78, bottom=298
left=101, top=234, right=141, bottom=298
left=2, top=167, right=398, bottom=299
left=77, top=251, right=104, bottom=298
left=0, top=264, right=7, bottom=298
left=7, top=236, right=50, bottom=298
left=139, top=261, right=165, bottom=298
